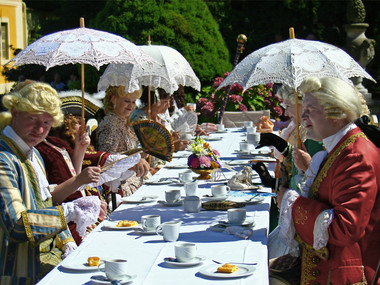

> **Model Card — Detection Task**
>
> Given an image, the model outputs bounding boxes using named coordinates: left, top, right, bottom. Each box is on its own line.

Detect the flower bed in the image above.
left=196, top=72, right=287, bottom=123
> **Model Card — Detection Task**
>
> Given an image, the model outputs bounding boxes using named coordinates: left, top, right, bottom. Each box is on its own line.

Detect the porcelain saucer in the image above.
left=202, top=195, right=228, bottom=202
left=164, top=256, right=206, bottom=267
left=218, top=219, right=255, bottom=227
left=90, top=274, right=137, bottom=284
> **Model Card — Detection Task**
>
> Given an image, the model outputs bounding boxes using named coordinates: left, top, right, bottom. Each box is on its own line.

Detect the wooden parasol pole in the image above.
left=80, top=17, right=86, bottom=134
left=147, top=34, right=152, bottom=165
left=289, top=27, right=302, bottom=148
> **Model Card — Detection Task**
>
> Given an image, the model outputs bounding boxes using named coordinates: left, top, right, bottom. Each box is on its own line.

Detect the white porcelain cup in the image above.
left=239, top=142, right=249, bottom=152
left=247, top=133, right=260, bottom=146
left=179, top=170, right=193, bottom=183
left=156, top=221, right=182, bottom=242
left=186, top=103, right=197, bottom=111
left=99, top=259, right=128, bottom=281
left=244, top=121, right=253, bottom=128
left=183, top=196, right=201, bottom=213
left=184, top=181, right=198, bottom=196
left=165, top=190, right=181, bottom=203
left=211, top=185, right=230, bottom=197
left=141, top=215, right=161, bottom=232
left=246, top=126, right=257, bottom=134
left=175, top=242, right=197, bottom=262
left=227, top=208, right=246, bottom=225
left=217, top=124, right=225, bottom=132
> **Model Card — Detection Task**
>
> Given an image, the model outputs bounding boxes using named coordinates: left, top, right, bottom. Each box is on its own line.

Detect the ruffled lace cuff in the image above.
left=313, top=209, right=334, bottom=250
left=62, top=196, right=101, bottom=237
left=279, top=189, right=300, bottom=255
left=62, top=241, right=77, bottom=259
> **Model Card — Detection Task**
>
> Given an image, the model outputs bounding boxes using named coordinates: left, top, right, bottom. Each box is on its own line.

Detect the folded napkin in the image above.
left=223, top=226, right=253, bottom=240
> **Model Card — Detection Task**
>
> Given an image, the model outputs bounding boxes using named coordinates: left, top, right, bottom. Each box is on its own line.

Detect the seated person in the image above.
left=130, top=86, right=190, bottom=153
left=36, top=114, right=140, bottom=244
left=273, top=77, right=380, bottom=284
left=0, top=81, right=98, bottom=283
left=96, top=86, right=150, bottom=196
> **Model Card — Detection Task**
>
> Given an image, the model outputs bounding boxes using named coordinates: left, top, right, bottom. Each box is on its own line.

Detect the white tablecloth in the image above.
left=38, top=128, right=274, bottom=285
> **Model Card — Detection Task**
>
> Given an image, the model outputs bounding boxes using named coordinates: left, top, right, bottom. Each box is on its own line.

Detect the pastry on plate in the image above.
left=116, top=220, right=138, bottom=227
left=217, top=263, right=239, bottom=273
left=87, top=256, right=100, bottom=266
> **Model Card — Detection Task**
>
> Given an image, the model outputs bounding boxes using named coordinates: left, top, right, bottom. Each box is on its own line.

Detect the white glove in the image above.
left=62, top=241, right=77, bottom=259
left=61, top=196, right=101, bottom=237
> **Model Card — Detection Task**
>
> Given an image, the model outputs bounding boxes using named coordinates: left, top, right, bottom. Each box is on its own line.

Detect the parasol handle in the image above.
left=80, top=17, right=86, bottom=134
left=218, top=34, right=247, bottom=124
left=289, top=27, right=301, bottom=148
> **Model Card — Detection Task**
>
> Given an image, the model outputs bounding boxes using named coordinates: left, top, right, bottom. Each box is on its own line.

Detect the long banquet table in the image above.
left=38, top=128, right=275, bottom=285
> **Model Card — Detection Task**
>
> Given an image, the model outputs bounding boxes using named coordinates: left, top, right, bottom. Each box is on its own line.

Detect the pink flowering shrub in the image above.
left=196, top=72, right=286, bottom=123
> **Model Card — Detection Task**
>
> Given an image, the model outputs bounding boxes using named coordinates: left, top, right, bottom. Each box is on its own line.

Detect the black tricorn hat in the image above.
left=59, top=90, right=103, bottom=120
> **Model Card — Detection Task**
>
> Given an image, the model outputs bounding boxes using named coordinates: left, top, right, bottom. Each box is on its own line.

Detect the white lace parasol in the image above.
left=6, top=27, right=156, bottom=70
left=219, top=38, right=376, bottom=90
left=98, top=45, right=201, bottom=94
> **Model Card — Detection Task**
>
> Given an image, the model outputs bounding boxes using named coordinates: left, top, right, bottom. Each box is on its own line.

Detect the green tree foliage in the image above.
left=91, top=0, right=232, bottom=82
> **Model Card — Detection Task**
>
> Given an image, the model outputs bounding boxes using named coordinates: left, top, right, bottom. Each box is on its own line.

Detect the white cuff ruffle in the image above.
left=313, top=209, right=333, bottom=250
left=61, top=196, right=101, bottom=237
left=279, top=189, right=300, bottom=255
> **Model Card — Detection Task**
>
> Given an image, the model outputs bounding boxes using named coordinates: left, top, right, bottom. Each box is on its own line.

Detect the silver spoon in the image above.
left=212, top=259, right=257, bottom=266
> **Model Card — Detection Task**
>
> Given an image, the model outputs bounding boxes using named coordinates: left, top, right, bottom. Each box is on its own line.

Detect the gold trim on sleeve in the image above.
left=21, top=210, right=36, bottom=247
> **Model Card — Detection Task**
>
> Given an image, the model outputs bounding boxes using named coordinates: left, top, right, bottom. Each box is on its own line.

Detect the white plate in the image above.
left=250, top=155, right=276, bottom=162
left=218, top=219, right=255, bottom=227
left=102, top=221, right=141, bottom=231
left=121, top=196, right=158, bottom=204
left=198, top=264, right=256, bottom=278
left=158, top=200, right=183, bottom=207
left=145, top=179, right=177, bottom=185
left=90, top=274, right=137, bottom=284
left=215, top=130, right=228, bottom=133
left=226, top=160, right=252, bottom=166
left=60, top=260, right=101, bottom=272
left=204, top=136, right=223, bottom=141
left=165, top=164, right=189, bottom=169
left=164, top=256, right=206, bottom=266
left=234, top=150, right=253, bottom=155
left=202, top=195, right=228, bottom=201
left=228, top=196, right=264, bottom=204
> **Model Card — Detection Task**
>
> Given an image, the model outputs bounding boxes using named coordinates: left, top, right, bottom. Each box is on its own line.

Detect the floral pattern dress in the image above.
left=96, top=112, right=143, bottom=196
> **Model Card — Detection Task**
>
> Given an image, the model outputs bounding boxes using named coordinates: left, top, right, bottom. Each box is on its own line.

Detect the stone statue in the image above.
left=343, top=0, right=375, bottom=97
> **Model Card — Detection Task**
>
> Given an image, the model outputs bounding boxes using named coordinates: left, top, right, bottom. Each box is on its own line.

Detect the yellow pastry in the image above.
left=116, top=220, right=138, bottom=227
left=87, top=256, right=100, bottom=266
left=217, top=263, right=239, bottom=273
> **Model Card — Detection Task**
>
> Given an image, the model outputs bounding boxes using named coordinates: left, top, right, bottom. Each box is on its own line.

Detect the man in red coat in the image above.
left=274, top=77, right=380, bottom=285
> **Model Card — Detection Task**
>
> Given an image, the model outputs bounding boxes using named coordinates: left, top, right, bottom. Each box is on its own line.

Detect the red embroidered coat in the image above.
left=292, top=128, right=380, bottom=285
left=36, top=137, right=110, bottom=244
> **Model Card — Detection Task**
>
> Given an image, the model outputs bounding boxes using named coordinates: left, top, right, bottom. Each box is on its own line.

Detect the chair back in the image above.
left=220, top=110, right=270, bottom=128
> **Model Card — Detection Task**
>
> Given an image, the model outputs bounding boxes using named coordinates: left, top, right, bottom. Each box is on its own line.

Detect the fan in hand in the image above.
left=132, top=120, right=174, bottom=161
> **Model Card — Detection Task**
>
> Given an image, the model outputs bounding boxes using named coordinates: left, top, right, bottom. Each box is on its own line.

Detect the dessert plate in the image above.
left=164, top=256, right=206, bottom=267
left=218, top=219, right=255, bottom=227
left=90, top=274, right=137, bottom=284
left=202, top=195, right=228, bottom=202
left=121, top=196, right=158, bottom=204
left=198, top=264, right=255, bottom=278
left=60, top=260, right=101, bottom=272
left=145, top=178, right=177, bottom=185
left=204, top=136, right=223, bottom=141
left=215, top=130, right=228, bottom=133
left=165, top=164, right=189, bottom=169
left=102, top=221, right=141, bottom=231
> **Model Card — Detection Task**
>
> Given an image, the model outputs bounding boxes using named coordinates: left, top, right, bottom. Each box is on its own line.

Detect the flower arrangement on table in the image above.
left=187, top=136, right=221, bottom=179
left=195, top=71, right=287, bottom=124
